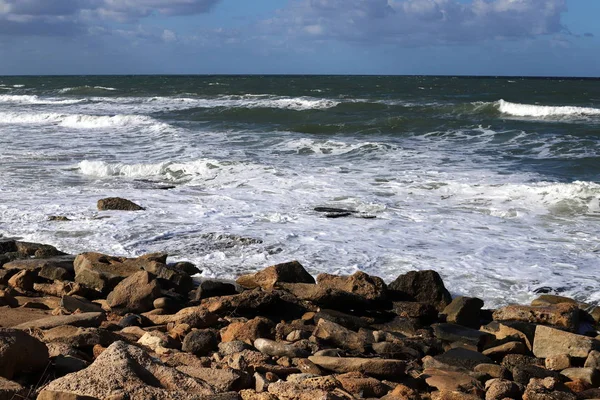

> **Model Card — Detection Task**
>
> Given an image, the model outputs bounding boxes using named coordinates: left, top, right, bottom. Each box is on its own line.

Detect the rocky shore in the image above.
left=2, top=236, right=600, bottom=400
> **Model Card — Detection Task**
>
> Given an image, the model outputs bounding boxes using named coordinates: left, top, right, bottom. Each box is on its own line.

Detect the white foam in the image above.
left=59, top=86, right=117, bottom=93
left=0, top=95, right=85, bottom=105
left=498, top=99, right=600, bottom=118
left=0, top=111, right=167, bottom=129
left=281, top=138, right=392, bottom=156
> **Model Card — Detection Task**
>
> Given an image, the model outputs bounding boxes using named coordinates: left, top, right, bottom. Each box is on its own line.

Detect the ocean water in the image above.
left=0, top=75, right=599, bottom=308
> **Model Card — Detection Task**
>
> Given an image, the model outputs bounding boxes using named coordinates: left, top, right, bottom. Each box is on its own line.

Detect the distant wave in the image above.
left=0, top=111, right=167, bottom=129
left=59, top=86, right=118, bottom=94
left=0, top=95, right=86, bottom=105
left=497, top=99, right=600, bottom=118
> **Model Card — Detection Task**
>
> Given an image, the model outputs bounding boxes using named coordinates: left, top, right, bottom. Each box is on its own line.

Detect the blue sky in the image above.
left=0, top=0, right=598, bottom=76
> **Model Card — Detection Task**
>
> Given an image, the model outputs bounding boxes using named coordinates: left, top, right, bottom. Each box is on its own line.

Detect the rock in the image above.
left=169, top=261, right=201, bottom=276
left=278, top=283, right=370, bottom=310
left=219, top=340, right=252, bottom=356
left=430, top=347, right=493, bottom=371
left=372, top=341, right=422, bottom=360
left=493, top=303, right=579, bottom=332
left=371, top=316, right=421, bottom=337
left=0, top=290, right=17, bottom=308
left=177, top=366, right=252, bottom=392
left=308, top=356, right=405, bottom=379
left=0, top=376, right=27, bottom=400
left=533, top=325, right=600, bottom=358
left=429, top=391, right=482, bottom=400
left=432, top=323, right=494, bottom=350
left=3, top=256, right=74, bottom=278
left=237, top=261, right=315, bottom=289
left=153, top=297, right=179, bottom=311
left=41, top=326, right=123, bottom=348
left=8, top=269, right=36, bottom=291
left=138, top=331, right=178, bottom=354
left=73, top=252, right=142, bottom=294
left=422, top=368, right=483, bottom=395
left=383, top=384, right=421, bottom=400
left=560, top=368, right=600, bottom=386
left=42, top=341, right=215, bottom=399
left=220, top=317, right=275, bottom=344
left=14, top=312, right=106, bottom=330
left=61, top=295, right=104, bottom=313
left=531, top=295, right=578, bottom=307
left=15, top=241, right=66, bottom=258
left=142, top=261, right=192, bottom=295
left=0, top=328, right=49, bottom=379
left=442, top=297, right=484, bottom=328
left=388, top=270, right=452, bottom=311
left=254, top=338, right=309, bottom=358
left=391, top=301, right=438, bottom=324
left=316, top=271, right=387, bottom=302
left=106, top=271, right=161, bottom=314
left=482, top=341, right=528, bottom=358
left=473, top=363, right=509, bottom=379
left=523, top=377, right=576, bottom=400
left=194, top=280, right=237, bottom=300
left=335, top=371, right=389, bottom=397
left=480, top=321, right=533, bottom=350
left=0, top=239, right=17, bottom=255
left=34, top=281, right=95, bottom=298
left=97, top=197, right=144, bottom=211
left=313, top=318, right=372, bottom=353
left=511, top=364, right=564, bottom=386
left=37, top=391, right=99, bottom=400
left=0, top=269, right=15, bottom=285
left=585, top=350, right=600, bottom=369
left=485, top=378, right=523, bottom=400
left=181, top=329, right=218, bottom=356
left=294, top=358, right=322, bottom=375
left=267, top=381, right=345, bottom=400
left=240, top=390, right=278, bottom=400
left=546, top=354, right=571, bottom=371
left=53, top=355, right=89, bottom=373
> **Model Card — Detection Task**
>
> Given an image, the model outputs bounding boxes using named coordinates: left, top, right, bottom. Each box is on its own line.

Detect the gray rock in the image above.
left=533, top=325, right=600, bottom=358
left=485, top=378, right=523, bottom=400
left=97, top=197, right=144, bottom=211
left=253, top=338, right=309, bottom=358
left=194, top=280, right=237, bottom=301
left=432, top=323, right=494, bottom=350
left=442, top=296, right=484, bottom=328
left=560, top=367, right=600, bottom=386
left=14, top=312, right=106, bottom=330
left=313, top=318, right=372, bottom=353
left=182, top=329, right=218, bottom=356
left=430, top=347, right=493, bottom=371
left=218, top=340, right=252, bottom=356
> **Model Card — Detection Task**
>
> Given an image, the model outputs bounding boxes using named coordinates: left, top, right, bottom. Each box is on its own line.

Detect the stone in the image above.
left=308, top=356, right=406, bottom=379
left=177, top=366, right=252, bottom=392
left=278, top=283, right=370, bottom=310
left=106, top=271, right=161, bottom=314
left=254, top=338, right=309, bottom=358
left=485, top=378, right=523, bottom=400
left=219, top=340, right=252, bottom=356
left=181, top=329, right=218, bottom=356
left=422, top=368, right=483, bottom=394
left=493, top=303, right=579, bottom=332
left=0, top=328, right=49, bottom=379
left=41, top=326, right=123, bottom=348
left=0, top=290, right=17, bottom=308
left=73, top=252, right=142, bottom=294
left=316, top=271, right=387, bottom=302
left=138, top=331, right=178, bottom=354
left=533, top=325, right=600, bottom=358
left=170, top=261, right=201, bottom=276
left=511, top=365, right=564, bottom=386
left=294, top=358, right=321, bottom=375
left=141, top=261, right=192, bottom=295
left=432, top=323, right=494, bottom=350
left=220, top=317, right=275, bottom=344
left=531, top=295, right=578, bottom=307
left=240, top=390, right=278, bottom=400
left=194, top=280, right=237, bottom=300
left=584, top=350, right=600, bottom=369
left=560, top=368, right=600, bottom=386
left=482, top=341, right=528, bottom=358
left=335, top=371, right=389, bottom=397
left=3, top=256, right=74, bottom=280
left=153, top=297, right=178, bottom=311
left=267, top=381, right=345, bottom=400
left=34, top=281, right=95, bottom=298
left=391, top=301, right=438, bottom=324
left=546, top=354, right=571, bottom=371
left=429, top=391, right=482, bottom=400
left=473, top=364, right=509, bottom=379
left=0, top=377, right=27, bottom=400
left=236, top=261, right=315, bottom=289
left=14, top=312, right=106, bottom=330
left=523, top=377, right=576, bottom=400
left=442, top=297, right=484, bottom=328
left=480, top=321, right=533, bottom=350
left=37, top=391, right=99, bottom=400
left=42, top=341, right=215, bottom=399
left=312, top=309, right=371, bottom=331
left=53, top=355, right=89, bottom=373
left=0, top=239, right=17, bottom=254
left=8, top=269, right=36, bottom=291
left=430, top=347, right=493, bottom=371
left=388, top=270, right=452, bottom=311
left=97, top=197, right=144, bottom=211
left=15, top=241, right=66, bottom=258
left=61, top=295, right=104, bottom=313
left=313, top=318, right=372, bottom=353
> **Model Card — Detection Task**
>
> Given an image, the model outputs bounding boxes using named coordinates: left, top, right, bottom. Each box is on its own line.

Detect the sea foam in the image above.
left=498, top=99, right=600, bottom=118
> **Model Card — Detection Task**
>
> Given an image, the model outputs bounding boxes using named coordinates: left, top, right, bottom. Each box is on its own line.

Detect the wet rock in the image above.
left=221, top=317, right=275, bottom=344
left=493, top=303, right=579, bottom=332
left=237, top=261, right=315, bottom=289
left=316, top=271, right=387, bottom=303
left=194, top=280, right=237, bottom=301
left=388, top=270, right=452, bottom=311
left=432, top=323, right=494, bottom=350
left=106, top=271, right=161, bottom=314
left=14, top=312, right=106, bottom=330
left=254, top=338, right=309, bottom=358
left=61, top=295, right=104, bottom=313
left=42, top=341, right=215, bottom=399
left=533, top=325, right=600, bottom=358
left=0, top=328, right=49, bottom=379
left=560, top=368, right=600, bottom=386
left=181, top=329, right=218, bottom=356
left=546, top=354, right=572, bottom=371
left=308, top=356, right=406, bottom=379
left=442, top=297, right=484, bottom=328
left=485, top=378, right=523, bottom=400
left=97, top=197, right=144, bottom=211
left=313, top=318, right=372, bottom=353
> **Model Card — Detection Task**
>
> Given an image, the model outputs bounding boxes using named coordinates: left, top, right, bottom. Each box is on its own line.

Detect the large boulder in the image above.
left=533, top=325, right=600, bottom=359
left=236, top=261, right=315, bottom=289
left=0, top=328, right=49, bottom=379
left=181, top=329, right=219, bottom=356
left=97, top=197, right=144, bottom=211
left=106, top=271, right=161, bottom=314
left=493, top=303, right=579, bottom=332
left=42, top=341, right=215, bottom=399
left=316, top=271, right=387, bottom=303
left=388, top=270, right=452, bottom=311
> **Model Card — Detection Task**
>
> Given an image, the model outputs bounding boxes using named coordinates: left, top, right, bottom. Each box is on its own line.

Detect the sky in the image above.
left=0, top=0, right=598, bottom=76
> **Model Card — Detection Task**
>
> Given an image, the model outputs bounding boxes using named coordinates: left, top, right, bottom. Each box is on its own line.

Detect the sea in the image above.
left=0, top=75, right=599, bottom=308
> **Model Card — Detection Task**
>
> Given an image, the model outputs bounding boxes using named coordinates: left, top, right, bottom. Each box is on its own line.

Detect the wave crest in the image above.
left=0, top=111, right=168, bottom=129
left=497, top=99, right=600, bottom=118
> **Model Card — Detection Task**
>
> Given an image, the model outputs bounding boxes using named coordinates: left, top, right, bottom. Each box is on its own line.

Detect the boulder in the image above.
left=546, top=354, right=571, bottom=371
left=169, top=261, right=201, bottom=276
left=442, top=297, right=484, bottom=328
left=267, top=381, right=345, bottom=400
left=429, top=347, right=493, bottom=371
left=15, top=241, right=66, bottom=258
left=422, top=368, right=483, bottom=395
left=493, top=303, right=579, bottom=332
left=14, top=312, right=106, bottom=330
left=480, top=321, right=533, bottom=350
left=41, top=326, right=123, bottom=349
left=0, top=239, right=17, bottom=254
left=0, top=328, right=49, bottom=379
left=391, top=301, right=438, bottom=324
left=237, top=261, right=315, bottom=289
left=522, top=377, right=576, bottom=400
left=4, top=256, right=75, bottom=281
left=312, top=309, right=371, bottom=331
left=531, top=295, right=578, bottom=307
left=277, top=283, right=370, bottom=310
left=482, top=341, right=528, bottom=358
left=42, top=341, right=215, bottom=399
left=220, top=317, right=275, bottom=344
left=97, top=197, right=144, bottom=211
left=176, top=366, right=252, bottom=392
left=181, top=329, right=218, bottom=356
left=308, top=356, right=405, bottom=379
left=194, top=280, right=237, bottom=301
left=254, top=338, right=309, bottom=358
left=106, top=271, right=161, bottom=314
left=141, top=261, right=192, bottom=294
left=73, top=252, right=142, bottom=294
left=485, top=378, right=523, bottom=400
left=473, top=363, right=510, bottom=379
left=388, top=270, right=452, bottom=311
left=533, top=325, right=599, bottom=358
left=316, top=271, right=387, bottom=302
left=313, top=318, right=372, bottom=353
left=34, top=281, right=96, bottom=299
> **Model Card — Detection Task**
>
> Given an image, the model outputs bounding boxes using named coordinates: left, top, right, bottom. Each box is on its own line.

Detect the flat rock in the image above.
left=308, top=356, right=405, bottom=379
left=533, top=325, right=600, bottom=359
left=560, top=367, right=600, bottom=386
left=0, top=328, right=49, bottom=379
left=422, top=368, right=482, bottom=394
left=278, top=283, right=370, bottom=310
left=41, top=326, right=123, bottom=348
left=0, top=306, right=51, bottom=328
left=493, top=303, right=579, bottom=332
left=37, top=390, right=99, bottom=400
left=313, top=318, right=372, bottom=353
left=61, top=295, right=103, bottom=313
left=432, top=323, right=494, bottom=350
left=177, top=366, right=251, bottom=392
left=237, top=261, right=315, bottom=289
left=14, top=312, right=106, bottom=330
left=430, top=347, right=493, bottom=371
left=388, top=270, right=452, bottom=311
left=316, top=271, right=387, bottom=303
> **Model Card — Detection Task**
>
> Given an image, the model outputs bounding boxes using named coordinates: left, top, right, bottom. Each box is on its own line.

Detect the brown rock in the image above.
left=144, top=306, right=219, bottom=329
left=584, top=350, right=600, bottom=369
left=267, top=381, right=345, bottom=400
left=73, top=252, right=142, bottom=294
left=473, top=363, right=509, bottom=379
left=430, top=391, right=482, bottom=400
left=177, top=366, right=252, bottom=392
left=392, top=301, right=438, bottom=324
left=220, top=317, right=275, bottom=344
left=60, top=295, right=103, bottom=313
left=41, top=326, right=123, bottom=348
left=316, top=271, right=387, bottom=302
left=485, top=378, right=523, bottom=400
left=388, top=270, right=452, bottom=311
left=106, top=271, right=161, bottom=314
left=442, top=297, right=484, bottom=328
left=0, top=377, right=27, bottom=400
left=97, top=197, right=144, bottom=211
left=240, top=390, right=278, bottom=400
left=308, top=356, right=406, bottom=379
left=0, top=328, right=49, bottom=379
left=34, top=281, right=94, bottom=298
left=422, top=368, right=483, bottom=395
left=0, top=290, right=17, bottom=308
left=37, top=391, right=99, bottom=400
left=14, top=312, right=106, bottom=330
left=335, top=371, right=389, bottom=397
left=482, top=341, right=528, bottom=358
left=237, top=261, right=315, bottom=289
left=480, top=321, right=533, bottom=350
left=531, top=295, right=577, bottom=307
left=313, top=318, right=372, bottom=353
left=432, top=323, right=494, bottom=350
left=546, top=354, right=571, bottom=371
left=560, top=368, right=600, bottom=386
left=8, top=269, right=36, bottom=291
left=493, top=303, right=579, bottom=332
left=15, top=241, right=66, bottom=258
left=523, top=377, right=576, bottom=400
left=533, top=325, right=600, bottom=358
left=385, top=383, right=421, bottom=400
left=278, top=282, right=370, bottom=310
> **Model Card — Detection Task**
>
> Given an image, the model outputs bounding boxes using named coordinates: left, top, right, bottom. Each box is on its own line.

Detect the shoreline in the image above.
left=2, top=236, right=600, bottom=399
